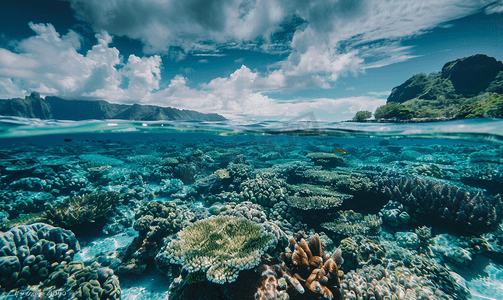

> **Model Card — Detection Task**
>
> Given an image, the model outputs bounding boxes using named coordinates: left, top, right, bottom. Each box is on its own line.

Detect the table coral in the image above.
left=157, top=215, right=276, bottom=284
left=286, top=184, right=351, bottom=211
left=321, top=211, right=382, bottom=238
left=306, top=153, right=349, bottom=169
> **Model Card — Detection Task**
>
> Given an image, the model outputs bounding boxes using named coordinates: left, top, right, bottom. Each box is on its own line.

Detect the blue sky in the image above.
left=1, top=0, right=502, bottom=121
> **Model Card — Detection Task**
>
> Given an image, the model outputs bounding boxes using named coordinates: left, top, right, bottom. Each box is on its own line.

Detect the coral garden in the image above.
left=0, top=131, right=502, bottom=299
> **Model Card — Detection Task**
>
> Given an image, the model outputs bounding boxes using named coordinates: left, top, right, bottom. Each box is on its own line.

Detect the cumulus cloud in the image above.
left=0, top=23, right=161, bottom=103
left=66, top=0, right=492, bottom=90
left=67, top=0, right=287, bottom=55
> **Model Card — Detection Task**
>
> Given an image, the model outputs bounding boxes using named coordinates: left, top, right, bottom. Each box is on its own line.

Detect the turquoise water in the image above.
left=0, top=117, right=502, bottom=300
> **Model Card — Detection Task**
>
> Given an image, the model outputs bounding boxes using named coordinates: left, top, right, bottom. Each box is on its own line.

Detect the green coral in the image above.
left=158, top=215, right=275, bottom=284
left=45, top=191, right=123, bottom=227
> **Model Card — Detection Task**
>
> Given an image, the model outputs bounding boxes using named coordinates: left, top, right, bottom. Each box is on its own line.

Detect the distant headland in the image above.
left=0, top=92, right=226, bottom=121
left=351, top=54, right=503, bottom=122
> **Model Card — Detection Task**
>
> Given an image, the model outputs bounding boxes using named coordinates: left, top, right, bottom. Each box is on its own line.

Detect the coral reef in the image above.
left=371, top=172, right=503, bottom=231
left=118, top=201, right=182, bottom=274
left=379, top=200, right=411, bottom=227
left=338, top=235, right=386, bottom=271
left=286, top=184, right=351, bottom=211
left=43, top=261, right=121, bottom=300
left=239, top=172, right=287, bottom=207
left=157, top=215, right=276, bottom=284
left=306, top=153, right=349, bottom=168
left=322, top=211, right=382, bottom=238
left=339, top=263, right=459, bottom=300
left=280, top=234, right=342, bottom=299
left=45, top=191, right=123, bottom=227
left=0, top=223, right=79, bottom=291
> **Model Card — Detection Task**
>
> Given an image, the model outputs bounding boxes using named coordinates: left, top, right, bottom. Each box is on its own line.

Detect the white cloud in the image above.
left=0, top=23, right=161, bottom=104
left=65, top=0, right=490, bottom=91
left=0, top=23, right=386, bottom=120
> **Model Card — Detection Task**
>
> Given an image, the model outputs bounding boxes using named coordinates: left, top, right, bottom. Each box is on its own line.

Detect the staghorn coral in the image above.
left=43, top=261, right=120, bottom=300
left=45, top=191, right=123, bottom=227
left=280, top=234, right=342, bottom=299
left=0, top=223, right=79, bottom=291
left=118, top=201, right=182, bottom=274
left=371, top=171, right=503, bottom=231
left=156, top=215, right=276, bottom=284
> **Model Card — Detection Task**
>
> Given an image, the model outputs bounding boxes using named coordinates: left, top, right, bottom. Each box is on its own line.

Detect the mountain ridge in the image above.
left=0, top=93, right=226, bottom=121
left=352, top=54, right=503, bottom=122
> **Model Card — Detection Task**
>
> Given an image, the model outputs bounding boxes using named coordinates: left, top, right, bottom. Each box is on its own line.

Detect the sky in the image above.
left=0, top=0, right=502, bottom=121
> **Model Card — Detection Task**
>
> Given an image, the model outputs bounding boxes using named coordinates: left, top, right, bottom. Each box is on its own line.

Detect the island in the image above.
left=0, top=92, right=226, bottom=121
left=352, top=54, right=503, bottom=122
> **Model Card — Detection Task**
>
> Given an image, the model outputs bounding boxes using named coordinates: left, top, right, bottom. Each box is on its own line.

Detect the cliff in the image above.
left=382, top=54, right=503, bottom=120
left=0, top=93, right=226, bottom=121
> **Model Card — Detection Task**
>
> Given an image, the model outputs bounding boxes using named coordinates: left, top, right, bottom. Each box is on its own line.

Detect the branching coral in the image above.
left=279, top=234, right=342, bottom=299
left=119, top=201, right=182, bottom=274
left=45, top=191, right=123, bottom=227
left=371, top=171, right=503, bottom=230
left=156, top=215, right=276, bottom=284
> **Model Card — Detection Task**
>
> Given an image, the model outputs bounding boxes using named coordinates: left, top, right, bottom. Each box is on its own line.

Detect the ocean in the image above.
left=0, top=116, right=502, bottom=300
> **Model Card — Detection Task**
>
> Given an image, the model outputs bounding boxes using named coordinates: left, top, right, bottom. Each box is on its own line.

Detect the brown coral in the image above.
left=280, top=234, right=342, bottom=300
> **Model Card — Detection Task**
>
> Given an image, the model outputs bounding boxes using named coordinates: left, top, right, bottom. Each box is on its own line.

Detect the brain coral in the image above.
left=43, top=261, right=121, bottom=300
left=0, top=223, right=80, bottom=291
left=156, top=215, right=276, bottom=284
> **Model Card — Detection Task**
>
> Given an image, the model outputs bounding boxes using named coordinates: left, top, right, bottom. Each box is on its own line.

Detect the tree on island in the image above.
left=374, top=103, right=414, bottom=120
left=352, top=110, right=372, bottom=121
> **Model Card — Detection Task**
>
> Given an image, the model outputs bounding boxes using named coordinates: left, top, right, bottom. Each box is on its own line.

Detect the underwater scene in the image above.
left=0, top=117, right=503, bottom=300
